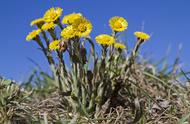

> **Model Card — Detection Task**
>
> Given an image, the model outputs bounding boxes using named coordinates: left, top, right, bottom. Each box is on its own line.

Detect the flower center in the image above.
left=49, top=12, right=57, bottom=19
left=78, top=24, right=87, bottom=32
left=114, top=21, right=122, bottom=28
left=104, top=37, right=110, bottom=42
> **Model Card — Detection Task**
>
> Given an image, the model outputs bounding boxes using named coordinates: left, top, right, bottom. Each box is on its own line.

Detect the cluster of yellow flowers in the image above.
left=27, top=7, right=63, bottom=42
left=26, top=7, right=93, bottom=50
left=61, top=14, right=92, bottom=39
left=95, top=16, right=128, bottom=49
left=95, top=16, right=150, bottom=50
left=26, top=7, right=150, bottom=51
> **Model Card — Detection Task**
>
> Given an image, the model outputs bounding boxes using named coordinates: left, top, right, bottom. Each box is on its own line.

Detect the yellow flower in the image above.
left=30, top=18, right=44, bottom=26
left=26, top=29, right=41, bottom=41
left=41, top=22, right=56, bottom=31
left=134, top=31, right=150, bottom=41
left=114, top=43, right=126, bottom=49
left=109, top=16, right=128, bottom=32
left=49, top=40, right=60, bottom=50
left=62, top=13, right=83, bottom=25
left=61, top=26, right=76, bottom=39
left=95, top=34, right=115, bottom=46
left=72, top=17, right=92, bottom=37
left=43, top=7, right=63, bottom=23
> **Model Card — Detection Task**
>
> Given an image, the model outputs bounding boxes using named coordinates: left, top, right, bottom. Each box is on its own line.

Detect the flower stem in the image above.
left=35, top=37, right=54, bottom=65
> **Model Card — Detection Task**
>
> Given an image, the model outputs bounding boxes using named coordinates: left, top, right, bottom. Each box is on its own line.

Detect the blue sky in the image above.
left=0, top=0, right=190, bottom=81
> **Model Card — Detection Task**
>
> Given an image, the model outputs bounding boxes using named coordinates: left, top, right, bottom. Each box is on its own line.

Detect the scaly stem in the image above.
left=35, top=37, right=54, bottom=65
left=56, top=18, right=64, bottom=30
left=49, top=29, right=58, bottom=40
left=125, top=39, right=143, bottom=71
left=42, top=31, right=50, bottom=48
left=58, top=21, right=64, bottom=30
left=57, top=50, right=67, bottom=75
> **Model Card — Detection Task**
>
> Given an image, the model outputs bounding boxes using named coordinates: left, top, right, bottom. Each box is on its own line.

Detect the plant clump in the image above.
left=0, top=6, right=190, bottom=124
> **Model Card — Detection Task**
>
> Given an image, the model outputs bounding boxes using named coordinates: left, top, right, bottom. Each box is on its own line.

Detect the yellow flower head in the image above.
left=61, top=26, right=76, bottom=39
left=49, top=40, right=60, bottom=50
left=62, top=13, right=83, bottom=25
left=26, top=29, right=41, bottom=41
left=30, top=18, right=44, bottom=26
left=43, top=7, right=63, bottom=23
left=95, top=34, right=115, bottom=46
left=109, top=16, right=128, bottom=32
left=41, top=22, right=57, bottom=31
left=114, top=43, right=126, bottom=49
left=134, top=31, right=150, bottom=41
left=72, top=17, right=92, bottom=37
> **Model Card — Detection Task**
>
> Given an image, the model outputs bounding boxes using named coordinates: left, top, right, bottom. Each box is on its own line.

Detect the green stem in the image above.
left=49, top=29, right=57, bottom=40
left=124, top=39, right=143, bottom=71
left=42, top=31, right=50, bottom=48
left=58, top=21, right=64, bottom=30
left=57, top=50, right=67, bottom=74
left=35, top=37, right=54, bottom=65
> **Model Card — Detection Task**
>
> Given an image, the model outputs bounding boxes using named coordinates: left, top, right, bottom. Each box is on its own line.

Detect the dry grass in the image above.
left=0, top=59, right=190, bottom=124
